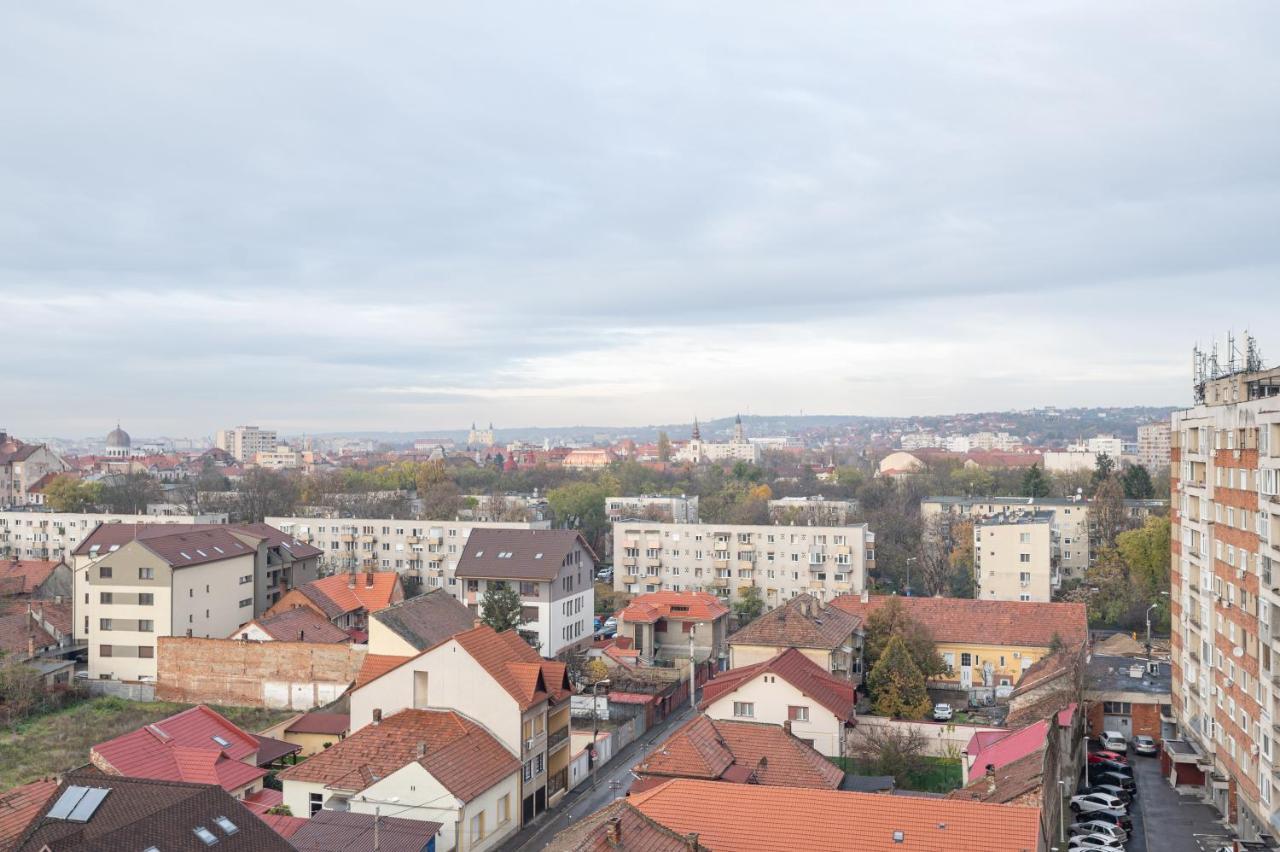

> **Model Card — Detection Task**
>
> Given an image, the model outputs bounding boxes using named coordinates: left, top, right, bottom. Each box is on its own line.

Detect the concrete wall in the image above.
left=156, top=637, right=364, bottom=709
left=854, top=715, right=1008, bottom=760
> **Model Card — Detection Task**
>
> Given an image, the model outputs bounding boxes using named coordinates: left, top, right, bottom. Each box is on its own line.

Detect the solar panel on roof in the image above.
left=46, top=786, right=90, bottom=819
left=67, top=786, right=109, bottom=822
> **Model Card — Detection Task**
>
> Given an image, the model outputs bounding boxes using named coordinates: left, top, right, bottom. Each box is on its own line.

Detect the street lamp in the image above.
left=1146, top=592, right=1169, bottom=660
left=905, top=557, right=917, bottom=597
left=590, top=678, right=611, bottom=788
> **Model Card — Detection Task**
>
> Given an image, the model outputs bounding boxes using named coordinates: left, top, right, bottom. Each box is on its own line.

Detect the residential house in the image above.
left=726, top=592, right=862, bottom=681
left=632, top=714, right=844, bottom=791
left=0, top=600, right=76, bottom=684
left=349, top=625, right=572, bottom=822
left=289, top=810, right=442, bottom=852
left=262, top=570, right=404, bottom=641
left=12, top=770, right=294, bottom=852
left=275, top=712, right=350, bottom=756
left=368, top=588, right=478, bottom=657
left=831, top=593, right=1088, bottom=696
left=232, top=607, right=351, bottom=644
left=454, top=529, right=595, bottom=656
left=279, top=708, right=518, bottom=852
left=552, top=778, right=1044, bottom=852
left=698, top=647, right=856, bottom=758
left=0, top=779, right=57, bottom=849
left=0, top=559, right=72, bottom=600
left=616, top=591, right=729, bottom=668
left=0, top=432, right=69, bottom=509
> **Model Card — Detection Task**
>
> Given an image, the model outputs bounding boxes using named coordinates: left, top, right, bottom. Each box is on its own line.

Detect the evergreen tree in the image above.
left=1121, top=464, right=1155, bottom=499
left=868, top=635, right=933, bottom=719
left=733, top=586, right=765, bottom=624
left=479, top=582, right=526, bottom=633
left=1020, top=464, right=1051, bottom=498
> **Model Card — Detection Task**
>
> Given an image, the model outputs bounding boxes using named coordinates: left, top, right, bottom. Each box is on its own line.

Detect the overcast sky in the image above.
left=3, top=3, right=1278, bottom=438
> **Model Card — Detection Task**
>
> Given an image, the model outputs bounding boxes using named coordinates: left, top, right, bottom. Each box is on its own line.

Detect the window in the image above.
left=139, top=645, right=154, bottom=658
left=99, top=618, right=113, bottom=631
left=535, top=753, right=544, bottom=774
left=498, top=794, right=511, bottom=824
left=139, top=619, right=154, bottom=632
left=470, top=812, right=486, bottom=842
left=99, top=592, right=113, bottom=604
left=961, top=653, right=972, bottom=667
left=239, top=575, right=252, bottom=585
left=1018, top=553, right=1031, bottom=563
left=238, top=598, right=252, bottom=608
left=733, top=701, right=754, bottom=718
left=309, top=792, right=322, bottom=816
left=138, top=567, right=154, bottom=580
left=100, top=644, right=113, bottom=657
left=99, top=566, right=112, bottom=579
left=788, top=705, right=810, bottom=722
left=193, top=826, right=218, bottom=846
left=523, top=760, right=533, bottom=782
left=139, top=593, right=153, bottom=606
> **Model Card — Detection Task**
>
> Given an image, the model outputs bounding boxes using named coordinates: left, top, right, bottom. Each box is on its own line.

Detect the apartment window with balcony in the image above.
left=1019, top=572, right=1031, bottom=584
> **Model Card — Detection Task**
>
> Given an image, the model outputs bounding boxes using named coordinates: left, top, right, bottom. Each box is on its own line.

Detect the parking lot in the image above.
left=1077, top=749, right=1231, bottom=852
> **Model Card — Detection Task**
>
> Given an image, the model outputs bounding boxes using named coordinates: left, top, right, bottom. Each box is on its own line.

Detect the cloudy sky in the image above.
left=3, top=3, right=1278, bottom=437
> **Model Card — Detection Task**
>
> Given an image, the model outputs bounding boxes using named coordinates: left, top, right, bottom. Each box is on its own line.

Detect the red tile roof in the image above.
left=0, top=560, right=61, bottom=596
left=948, top=749, right=1046, bottom=806
left=278, top=709, right=518, bottom=803
left=619, top=591, right=729, bottom=625
left=0, top=612, right=57, bottom=658
left=231, top=522, right=325, bottom=560
left=830, top=594, right=1088, bottom=649
left=628, top=778, right=1043, bottom=851
left=354, top=653, right=412, bottom=688
left=291, top=809, right=443, bottom=852
left=27, top=600, right=72, bottom=636
left=259, top=812, right=308, bottom=839
left=547, top=798, right=709, bottom=851
left=241, top=787, right=284, bottom=814
left=300, top=572, right=402, bottom=619
left=454, top=625, right=570, bottom=709
left=286, top=712, right=350, bottom=736
left=726, top=593, right=860, bottom=651
left=635, top=716, right=843, bottom=789
left=0, top=779, right=57, bottom=849
left=699, top=648, right=856, bottom=722
left=965, top=704, right=1075, bottom=774
left=243, top=607, right=351, bottom=643
left=91, top=705, right=266, bottom=792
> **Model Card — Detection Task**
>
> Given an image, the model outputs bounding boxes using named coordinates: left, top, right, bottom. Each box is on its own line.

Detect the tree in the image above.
left=547, top=481, right=610, bottom=551
left=916, top=515, right=956, bottom=597
left=479, top=582, right=526, bottom=633
left=867, top=635, right=933, bottom=719
left=1091, top=474, right=1126, bottom=550
left=848, top=721, right=929, bottom=788
left=1090, top=454, right=1117, bottom=495
left=733, top=586, right=765, bottom=624
left=1117, top=516, right=1171, bottom=627
left=947, top=518, right=976, bottom=598
left=656, top=431, right=672, bottom=463
left=1020, top=464, right=1051, bottom=498
left=949, top=465, right=995, bottom=497
left=420, top=480, right=463, bottom=520
left=42, top=475, right=101, bottom=512
left=235, top=468, right=299, bottom=523
left=863, top=597, right=945, bottom=679
left=584, top=658, right=610, bottom=684
left=100, top=472, right=163, bottom=514
left=1121, top=464, right=1155, bottom=500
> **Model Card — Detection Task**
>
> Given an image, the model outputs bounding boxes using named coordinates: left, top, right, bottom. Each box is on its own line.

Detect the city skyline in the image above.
left=3, top=3, right=1277, bottom=435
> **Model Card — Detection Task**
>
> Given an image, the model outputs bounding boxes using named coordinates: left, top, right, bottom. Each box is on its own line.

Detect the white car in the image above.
left=1068, top=836, right=1125, bottom=852
left=1071, top=792, right=1127, bottom=814
left=932, top=703, right=953, bottom=721
left=1069, top=821, right=1127, bottom=843
left=1099, top=730, right=1128, bottom=752
left=1133, top=735, right=1158, bottom=756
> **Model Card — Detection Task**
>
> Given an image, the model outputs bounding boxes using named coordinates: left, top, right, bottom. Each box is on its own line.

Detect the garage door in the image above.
left=1104, top=714, right=1132, bottom=738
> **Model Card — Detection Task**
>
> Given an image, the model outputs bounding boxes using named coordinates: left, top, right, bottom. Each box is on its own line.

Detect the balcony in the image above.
left=405, top=536, right=420, bottom=545
left=711, top=577, right=730, bottom=589
left=339, top=534, right=355, bottom=543
left=621, top=557, right=638, bottom=568
left=621, top=574, right=638, bottom=584
left=548, top=725, right=570, bottom=752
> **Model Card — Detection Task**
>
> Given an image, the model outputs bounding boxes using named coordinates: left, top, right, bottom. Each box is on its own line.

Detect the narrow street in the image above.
left=496, top=703, right=697, bottom=851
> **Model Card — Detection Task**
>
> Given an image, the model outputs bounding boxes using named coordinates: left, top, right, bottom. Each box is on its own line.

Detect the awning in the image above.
left=254, top=734, right=302, bottom=766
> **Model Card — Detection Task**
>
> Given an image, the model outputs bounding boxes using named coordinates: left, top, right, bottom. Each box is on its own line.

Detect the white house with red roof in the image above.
left=616, top=591, right=729, bottom=668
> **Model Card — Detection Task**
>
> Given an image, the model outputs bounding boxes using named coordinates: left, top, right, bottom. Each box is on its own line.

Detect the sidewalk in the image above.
left=495, top=702, right=697, bottom=851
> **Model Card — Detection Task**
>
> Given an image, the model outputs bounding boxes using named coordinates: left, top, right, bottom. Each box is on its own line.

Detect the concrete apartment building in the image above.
left=611, top=520, right=874, bottom=608
left=454, top=529, right=594, bottom=656
left=767, top=496, right=858, bottom=526
left=605, top=495, right=699, bottom=523
left=0, top=432, right=69, bottom=509
left=216, top=425, right=278, bottom=462
left=70, top=521, right=322, bottom=681
left=1168, top=356, right=1280, bottom=844
left=1139, top=421, right=1173, bottom=470
left=974, top=510, right=1056, bottom=602
left=0, top=511, right=229, bottom=562
left=265, top=516, right=546, bottom=593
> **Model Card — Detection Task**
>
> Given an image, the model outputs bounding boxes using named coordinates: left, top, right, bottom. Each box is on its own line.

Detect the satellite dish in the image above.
left=1234, top=646, right=1244, bottom=657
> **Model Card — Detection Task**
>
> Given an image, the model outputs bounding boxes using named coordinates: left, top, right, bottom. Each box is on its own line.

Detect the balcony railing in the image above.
left=548, top=726, right=570, bottom=751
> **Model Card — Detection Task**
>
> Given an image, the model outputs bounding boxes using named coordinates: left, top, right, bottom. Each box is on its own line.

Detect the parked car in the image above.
left=1133, top=735, right=1158, bottom=756
left=1068, top=835, right=1125, bottom=852
left=1077, top=784, right=1131, bottom=803
left=933, top=703, right=953, bottom=722
left=1095, top=772, right=1136, bottom=793
left=1071, top=792, right=1127, bottom=814
left=1068, top=821, right=1127, bottom=843
left=604, top=616, right=617, bottom=631
left=596, top=568, right=614, bottom=583
left=1094, top=758, right=1132, bottom=775
left=1087, top=750, right=1128, bottom=765
left=1077, top=809, right=1131, bottom=832
left=1099, top=730, right=1128, bottom=752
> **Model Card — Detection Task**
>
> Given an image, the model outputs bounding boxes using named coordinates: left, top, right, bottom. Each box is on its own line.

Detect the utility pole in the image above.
left=590, top=678, right=610, bottom=788
left=373, top=805, right=380, bottom=852
left=689, top=628, right=697, bottom=711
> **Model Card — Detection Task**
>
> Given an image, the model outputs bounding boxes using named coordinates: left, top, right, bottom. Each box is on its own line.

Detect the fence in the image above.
left=852, top=715, right=1007, bottom=759
left=84, top=680, right=156, bottom=702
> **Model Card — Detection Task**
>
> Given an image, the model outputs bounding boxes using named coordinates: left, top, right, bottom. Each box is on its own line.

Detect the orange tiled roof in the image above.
left=277, top=708, right=518, bottom=802
left=0, top=560, right=61, bottom=596
left=628, top=778, right=1043, bottom=851
left=635, top=716, right=843, bottom=789
left=0, top=778, right=57, bottom=849
left=727, top=593, right=860, bottom=651
left=830, top=594, right=1087, bottom=649
left=354, top=653, right=412, bottom=688
left=619, top=591, right=729, bottom=625
left=455, top=625, right=569, bottom=709
left=699, top=648, right=856, bottom=721
left=303, top=571, right=401, bottom=619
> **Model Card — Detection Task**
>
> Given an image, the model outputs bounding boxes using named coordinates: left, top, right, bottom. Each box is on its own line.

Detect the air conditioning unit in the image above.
left=526, top=738, right=536, bottom=751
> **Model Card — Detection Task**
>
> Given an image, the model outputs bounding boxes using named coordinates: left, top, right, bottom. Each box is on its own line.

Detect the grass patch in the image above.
left=0, top=696, right=295, bottom=789
left=830, top=755, right=964, bottom=794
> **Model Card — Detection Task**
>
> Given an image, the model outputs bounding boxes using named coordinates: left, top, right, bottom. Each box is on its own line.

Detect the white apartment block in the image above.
left=1138, top=421, right=1173, bottom=470
left=265, top=516, right=547, bottom=596
left=767, top=496, right=858, bottom=526
left=973, top=511, right=1056, bottom=602
left=253, top=446, right=303, bottom=469
left=1169, top=362, right=1280, bottom=844
left=216, top=425, right=279, bottom=462
left=605, top=495, right=700, bottom=523
left=0, top=511, right=229, bottom=562
left=611, top=521, right=874, bottom=608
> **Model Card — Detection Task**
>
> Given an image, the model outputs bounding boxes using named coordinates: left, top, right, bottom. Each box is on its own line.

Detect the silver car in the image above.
left=1133, top=734, right=1158, bottom=755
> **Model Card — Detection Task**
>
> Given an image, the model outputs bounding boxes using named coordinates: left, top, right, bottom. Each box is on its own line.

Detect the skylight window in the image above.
left=475, top=551, right=484, bottom=557
left=180, top=551, right=191, bottom=560
left=213, top=546, right=224, bottom=554
left=196, top=550, right=207, bottom=557
left=214, top=816, right=238, bottom=835
left=534, top=553, right=543, bottom=559
left=211, top=735, right=232, bottom=748
left=108, top=544, right=119, bottom=551
left=194, top=825, right=219, bottom=845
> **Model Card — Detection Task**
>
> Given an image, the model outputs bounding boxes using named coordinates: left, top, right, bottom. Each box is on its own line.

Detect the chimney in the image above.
left=859, top=588, right=869, bottom=604
left=684, top=832, right=700, bottom=851
left=365, top=571, right=374, bottom=588
left=605, top=816, right=622, bottom=846
left=27, top=635, right=36, bottom=658
left=416, top=741, right=427, bottom=758
left=782, top=719, right=792, bottom=735
left=372, top=708, right=382, bottom=724
left=985, top=763, right=996, bottom=795
left=347, top=568, right=356, bottom=589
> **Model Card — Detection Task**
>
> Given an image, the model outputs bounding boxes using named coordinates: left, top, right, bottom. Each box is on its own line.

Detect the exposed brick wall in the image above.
left=157, top=637, right=366, bottom=710
left=1086, top=699, right=1165, bottom=743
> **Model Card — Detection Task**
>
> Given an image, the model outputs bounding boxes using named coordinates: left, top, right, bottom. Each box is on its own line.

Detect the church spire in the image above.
left=691, top=417, right=701, bottom=441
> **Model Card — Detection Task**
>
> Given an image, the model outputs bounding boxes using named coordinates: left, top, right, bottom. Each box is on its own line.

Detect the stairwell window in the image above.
left=733, top=701, right=755, bottom=718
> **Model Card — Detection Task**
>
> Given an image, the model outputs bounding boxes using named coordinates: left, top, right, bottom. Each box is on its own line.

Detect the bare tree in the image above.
left=847, top=722, right=930, bottom=788
left=916, top=514, right=954, bottom=597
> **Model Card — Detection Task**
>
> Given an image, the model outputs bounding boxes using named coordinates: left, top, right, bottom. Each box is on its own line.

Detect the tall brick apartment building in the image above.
left=1169, top=353, right=1280, bottom=844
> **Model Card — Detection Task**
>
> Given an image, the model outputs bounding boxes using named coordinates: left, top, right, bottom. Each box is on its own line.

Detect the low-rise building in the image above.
left=279, top=708, right=519, bottom=852
left=673, top=416, right=761, bottom=465
left=287, top=810, right=442, bottom=852
left=699, top=647, right=856, bottom=757
left=262, top=570, right=404, bottom=640
left=561, top=448, right=615, bottom=470
left=0, top=432, right=69, bottom=510
left=974, top=510, right=1056, bottom=602
left=615, top=591, right=729, bottom=668
left=612, top=520, right=874, bottom=609
left=1084, top=654, right=1172, bottom=744
left=726, top=593, right=862, bottom=681
left=233, top=607, right=351, bottom=644
left=831, top=594, right=1088, bottom=696
left=454, top=529, right=594, bottom=656
left=0, top=558, right=71, bottom=599
left=766, top=496, right=858, bottom=526
left=367, top=587, right=478, bottom=657
left=273, top=712, right=350, bottom=757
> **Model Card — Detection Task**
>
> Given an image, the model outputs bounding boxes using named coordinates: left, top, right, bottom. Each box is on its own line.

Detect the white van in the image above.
left=1099, top=731, right=1128, bottom=752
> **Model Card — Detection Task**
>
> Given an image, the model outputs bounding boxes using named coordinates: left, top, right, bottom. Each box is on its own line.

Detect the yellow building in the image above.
left=830, top=593, right=1087, bottom=693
